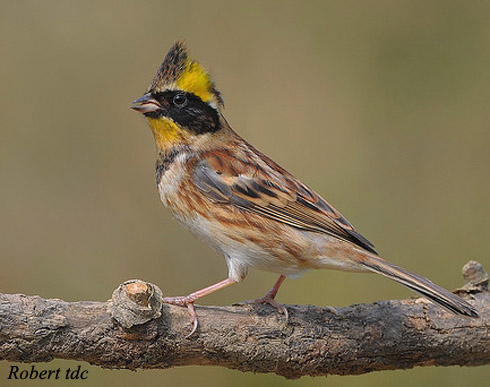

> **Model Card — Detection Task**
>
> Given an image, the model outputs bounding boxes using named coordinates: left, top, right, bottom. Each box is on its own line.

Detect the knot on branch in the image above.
left=109, top=279, right=163, bottom=328
left=456, top=260, right=489, bottom=294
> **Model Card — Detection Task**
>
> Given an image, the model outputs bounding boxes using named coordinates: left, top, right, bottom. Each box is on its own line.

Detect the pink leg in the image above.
left=163, top=278, right=236, bottom=336
left=266, top=274, right=286, bottom=299
left=238, top=275, right=289, bottom=321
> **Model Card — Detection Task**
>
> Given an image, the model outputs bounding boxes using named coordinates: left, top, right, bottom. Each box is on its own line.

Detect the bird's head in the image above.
left=131, top=41, right=224, bottom=151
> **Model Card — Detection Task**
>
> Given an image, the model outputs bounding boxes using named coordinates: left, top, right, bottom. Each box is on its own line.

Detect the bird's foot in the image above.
left=235, top=293, right=289, bottom=322
left=162, top=295, right=199, bottom=337
left=162, top=278, right=237, bottom=337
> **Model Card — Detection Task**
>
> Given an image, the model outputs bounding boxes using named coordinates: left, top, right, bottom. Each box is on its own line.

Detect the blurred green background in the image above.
left=1, top=0, right=489, bottom=385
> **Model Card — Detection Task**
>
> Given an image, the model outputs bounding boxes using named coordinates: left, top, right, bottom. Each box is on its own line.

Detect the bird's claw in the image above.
left=235, top=295, right=289, bottom=322
left=185, top=303, right=199, bottom=337
left=162, top=295, right=199, bottom=337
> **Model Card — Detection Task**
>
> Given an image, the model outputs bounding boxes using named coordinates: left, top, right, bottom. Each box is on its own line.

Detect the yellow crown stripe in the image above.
left=176, top=60, right=214, bottom=103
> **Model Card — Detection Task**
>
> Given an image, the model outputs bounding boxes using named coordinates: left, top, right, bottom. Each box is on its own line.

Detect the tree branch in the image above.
left=1, top=261, right=489, bottom=379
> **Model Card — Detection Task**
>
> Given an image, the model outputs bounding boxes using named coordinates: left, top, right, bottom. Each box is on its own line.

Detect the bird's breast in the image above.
left=155, top=147, right=191, bottom=206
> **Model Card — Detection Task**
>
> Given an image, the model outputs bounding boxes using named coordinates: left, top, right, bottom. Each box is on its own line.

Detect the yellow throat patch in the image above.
left=147, top=117, right=181, bottom=149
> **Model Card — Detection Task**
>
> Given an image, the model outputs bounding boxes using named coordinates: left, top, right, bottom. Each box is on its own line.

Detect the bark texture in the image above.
left=0, top=262, right=489, bottom=379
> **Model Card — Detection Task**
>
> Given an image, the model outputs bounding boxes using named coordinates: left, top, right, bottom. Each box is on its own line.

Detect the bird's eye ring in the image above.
left=173, top=93, right=188, bottom=108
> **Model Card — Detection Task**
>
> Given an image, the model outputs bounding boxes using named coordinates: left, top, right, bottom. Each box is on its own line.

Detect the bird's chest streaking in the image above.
left=156, top=151, right=251, bottom=277
left=155, top=147, right=187, bottom=206
left=156, top=149, right=217, bottom=234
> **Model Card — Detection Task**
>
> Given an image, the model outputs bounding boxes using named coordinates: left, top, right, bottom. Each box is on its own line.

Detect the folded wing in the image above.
left=192, top=149, right=377, bottom=254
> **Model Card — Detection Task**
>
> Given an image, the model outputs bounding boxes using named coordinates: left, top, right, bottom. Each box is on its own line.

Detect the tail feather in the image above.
left=360, top=255, right=479, bottom=318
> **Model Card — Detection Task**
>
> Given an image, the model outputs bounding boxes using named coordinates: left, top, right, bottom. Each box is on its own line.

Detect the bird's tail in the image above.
left=359, top=254, right=478, bottom=318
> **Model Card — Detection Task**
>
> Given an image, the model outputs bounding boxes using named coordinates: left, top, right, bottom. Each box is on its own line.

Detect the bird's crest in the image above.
left=149, top=41, right=223, bottom=107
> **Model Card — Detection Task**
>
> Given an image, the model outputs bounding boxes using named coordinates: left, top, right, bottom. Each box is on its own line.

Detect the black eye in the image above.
left=173, top=93, right=188, bottom=107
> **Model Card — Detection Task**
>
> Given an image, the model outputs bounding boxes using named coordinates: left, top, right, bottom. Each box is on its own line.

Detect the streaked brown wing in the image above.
left=192, top=149, right=377, bottom=254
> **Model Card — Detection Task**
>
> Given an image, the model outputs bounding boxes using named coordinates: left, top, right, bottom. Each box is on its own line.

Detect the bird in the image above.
left=130, top=41, right=478, bottom=335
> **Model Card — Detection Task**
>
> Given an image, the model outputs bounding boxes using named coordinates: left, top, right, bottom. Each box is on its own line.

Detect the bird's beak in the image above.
left=130, top=93, right=162, bottom=113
